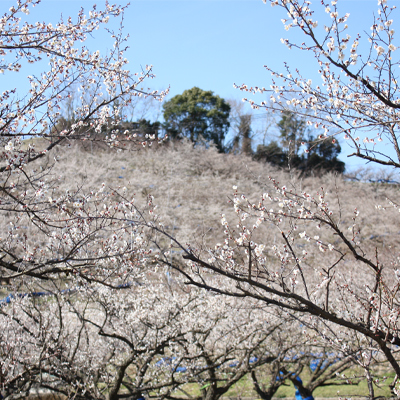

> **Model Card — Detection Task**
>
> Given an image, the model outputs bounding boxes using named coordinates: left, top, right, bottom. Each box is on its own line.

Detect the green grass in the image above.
left=171, top=367, right=395, bottom=399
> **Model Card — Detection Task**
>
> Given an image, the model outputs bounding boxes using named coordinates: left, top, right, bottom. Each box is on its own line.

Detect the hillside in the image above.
left=46, top=140, right=399, bottom=251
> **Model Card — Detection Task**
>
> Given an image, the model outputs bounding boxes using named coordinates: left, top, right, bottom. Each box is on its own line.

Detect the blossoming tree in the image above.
left=156, top=0, right=400, bottom=397
left=0, top=0, right=168, bottom=289
left=0, top=274, right=306, bottom=399
left=236, top=0, right=399, bottom=168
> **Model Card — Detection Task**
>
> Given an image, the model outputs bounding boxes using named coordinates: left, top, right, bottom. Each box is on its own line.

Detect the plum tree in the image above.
left=0, top=0, right=168, bottom=288
left=155, top=1, right=400, bottom=397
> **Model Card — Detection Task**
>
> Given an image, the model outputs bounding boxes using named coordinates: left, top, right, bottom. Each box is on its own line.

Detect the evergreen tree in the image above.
left=163, top=87, right=231, bottom=152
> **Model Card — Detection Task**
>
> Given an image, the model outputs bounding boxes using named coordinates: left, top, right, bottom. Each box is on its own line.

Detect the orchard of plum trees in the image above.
left=1, top=0, right=400, bottom=399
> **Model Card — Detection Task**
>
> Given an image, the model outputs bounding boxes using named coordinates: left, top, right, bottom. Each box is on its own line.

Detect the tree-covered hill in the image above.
left=44, top=140, right=400, bottom=258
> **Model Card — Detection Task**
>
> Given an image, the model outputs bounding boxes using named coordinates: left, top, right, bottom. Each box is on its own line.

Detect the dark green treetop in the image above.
left=256, top=111, right=345, bottom=175
left=162, top=87, right=231, bottom=152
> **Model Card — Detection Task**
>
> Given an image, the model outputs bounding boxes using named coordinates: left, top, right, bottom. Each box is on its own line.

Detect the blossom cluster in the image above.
left=234, top=0, right=400, bottom=168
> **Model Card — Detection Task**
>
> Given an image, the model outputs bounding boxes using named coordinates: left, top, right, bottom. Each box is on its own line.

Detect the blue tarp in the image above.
left=293, top=376, right=314, bottom=400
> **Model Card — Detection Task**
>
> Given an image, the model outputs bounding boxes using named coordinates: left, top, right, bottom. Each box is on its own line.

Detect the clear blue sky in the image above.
left=2, top=0, right=396, bottom=171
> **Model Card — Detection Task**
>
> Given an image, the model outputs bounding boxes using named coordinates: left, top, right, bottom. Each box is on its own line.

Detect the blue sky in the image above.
left=2, top=0, right=397, bottom=171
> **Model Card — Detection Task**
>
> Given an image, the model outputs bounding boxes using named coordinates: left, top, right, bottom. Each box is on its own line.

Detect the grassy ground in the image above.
left=172, top=367, right=395, bottom=399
